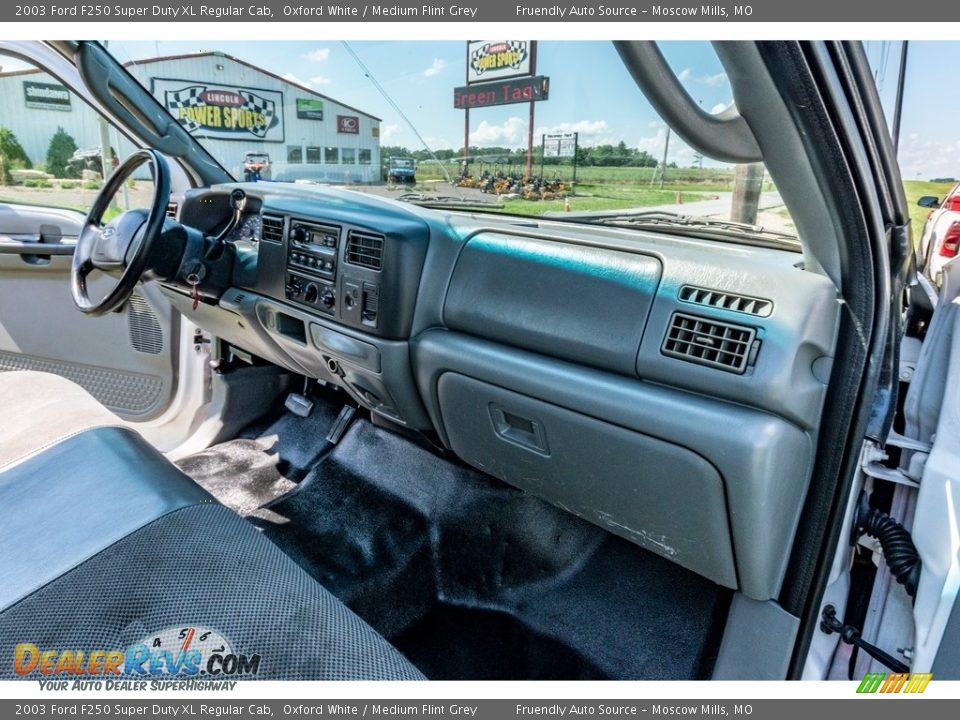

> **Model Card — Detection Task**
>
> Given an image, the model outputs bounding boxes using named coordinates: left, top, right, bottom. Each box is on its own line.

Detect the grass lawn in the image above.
left=903, top=180, right=956, bottom=248
left=499, top=183, right=708, bottom=216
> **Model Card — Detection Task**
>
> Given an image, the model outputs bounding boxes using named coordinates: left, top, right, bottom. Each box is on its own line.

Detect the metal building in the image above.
left=0, top=51, right=381, bottom=183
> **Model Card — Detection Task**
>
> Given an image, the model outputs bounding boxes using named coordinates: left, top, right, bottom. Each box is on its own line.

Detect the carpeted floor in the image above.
left=252, top=418, right=731, bottom=680
left=178, top=398, right=731, bottom=679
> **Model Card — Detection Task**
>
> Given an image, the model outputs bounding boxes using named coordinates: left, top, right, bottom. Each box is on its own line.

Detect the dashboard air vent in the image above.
left=261, top=214, right=284, bottom=243
left=165, top=201, right=178, bottom=219
left=345, top=231, right=384, bottom=271
left=662, top=312, right=758, bottom=374
left=679, top=285, right=773, bottom=317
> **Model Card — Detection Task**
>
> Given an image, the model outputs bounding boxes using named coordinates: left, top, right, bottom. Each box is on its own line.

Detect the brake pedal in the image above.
left=284, top=393, right=314, bottom=418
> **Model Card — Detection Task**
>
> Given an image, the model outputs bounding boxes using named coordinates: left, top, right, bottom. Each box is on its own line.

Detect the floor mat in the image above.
left=255, top=419, right=731, bottom=680
left=176, top=394, right=345, bottom=516
left=175, top=438, right=296, bottom=516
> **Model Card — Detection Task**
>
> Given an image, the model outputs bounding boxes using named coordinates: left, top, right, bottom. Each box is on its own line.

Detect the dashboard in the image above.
left=162, top=181, right=840, bottom=602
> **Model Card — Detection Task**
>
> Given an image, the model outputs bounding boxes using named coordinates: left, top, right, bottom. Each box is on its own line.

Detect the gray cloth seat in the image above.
left=0, top=374, right=424, bottom=681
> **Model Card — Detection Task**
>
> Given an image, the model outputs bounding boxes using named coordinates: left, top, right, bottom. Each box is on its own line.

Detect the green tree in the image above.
left=45, top=127, right=78, bottom=179
left=0, top=127, right=31, bottom=184
left=0, top=128, right=31, bottom=168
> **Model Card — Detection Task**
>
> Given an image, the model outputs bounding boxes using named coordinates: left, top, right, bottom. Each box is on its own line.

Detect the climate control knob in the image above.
left=292, top=225, right=307, bottom=244
left=303, top=283, right=319, bottom=304
left=320, top=287, right=336, bottom=309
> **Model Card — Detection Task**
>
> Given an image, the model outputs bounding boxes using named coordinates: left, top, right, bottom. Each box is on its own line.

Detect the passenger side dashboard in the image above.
left=165, top=185, right=839, bottom=603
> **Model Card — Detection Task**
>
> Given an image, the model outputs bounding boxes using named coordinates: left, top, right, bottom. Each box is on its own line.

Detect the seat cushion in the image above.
left=0, top=370, right=123, bottom=472
left=0, top=504, right=425, bottom=680
left=0, top=372, right=424, bottom=680
left=0, top=426, right=214, bottom=610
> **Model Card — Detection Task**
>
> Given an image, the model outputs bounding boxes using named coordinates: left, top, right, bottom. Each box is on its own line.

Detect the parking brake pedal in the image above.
left=284, top=393, right=314, bottom=418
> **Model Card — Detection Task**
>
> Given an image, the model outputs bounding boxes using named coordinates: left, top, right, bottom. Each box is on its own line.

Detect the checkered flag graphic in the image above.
left=165, top=86, right=207, bottom=132
left=236, top=90, right=274, bottom=138
left=471, top=41, right=528, bottom=77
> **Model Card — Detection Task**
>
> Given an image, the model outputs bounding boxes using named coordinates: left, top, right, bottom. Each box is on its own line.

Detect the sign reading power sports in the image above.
left=152, top=78, right=283, bottom=141
left=467, top=41, right=532, bottom=84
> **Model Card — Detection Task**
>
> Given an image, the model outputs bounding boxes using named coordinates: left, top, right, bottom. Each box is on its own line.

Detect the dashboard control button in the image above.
left=320, top=287, right=336, bottom=309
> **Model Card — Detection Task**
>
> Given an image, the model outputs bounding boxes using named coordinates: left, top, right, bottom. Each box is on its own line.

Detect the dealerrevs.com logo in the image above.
left=12, top=626, right=261, bottom=679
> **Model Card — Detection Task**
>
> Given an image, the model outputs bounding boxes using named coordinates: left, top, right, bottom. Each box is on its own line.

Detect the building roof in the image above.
left=122, top=51, right=382, bottom=122
left=1, top=50, right=381, bottom=122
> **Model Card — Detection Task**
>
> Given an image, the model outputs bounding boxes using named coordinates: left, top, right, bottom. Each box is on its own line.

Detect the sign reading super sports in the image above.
left=152, top=78, right=284, bottom=142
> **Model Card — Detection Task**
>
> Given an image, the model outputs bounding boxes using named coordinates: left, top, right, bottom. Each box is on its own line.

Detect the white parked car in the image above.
left=917, top=183, right=960, bottom=282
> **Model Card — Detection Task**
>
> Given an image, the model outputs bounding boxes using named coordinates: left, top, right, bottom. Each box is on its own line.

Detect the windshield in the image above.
left=104, top=41, right=794, bottom=235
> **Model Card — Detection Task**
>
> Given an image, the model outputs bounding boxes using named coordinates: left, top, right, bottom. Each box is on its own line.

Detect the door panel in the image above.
left=0, top=50, right=178, bottom=421
left=0, top=203, right=177, bottom=420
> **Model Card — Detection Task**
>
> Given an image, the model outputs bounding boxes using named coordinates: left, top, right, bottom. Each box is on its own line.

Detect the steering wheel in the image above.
left=71, top=149, right=171, bottom=316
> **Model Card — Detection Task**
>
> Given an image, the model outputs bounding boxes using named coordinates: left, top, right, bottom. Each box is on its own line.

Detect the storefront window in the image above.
left=325, top=147, right=339, bottom=164
left=306, top=147, right=322, bottom=164
left=286, top=146, right=302, bottom=164
left=358, top=149, right=372, bottom=165
left=342, top=148, right=356, bottom=164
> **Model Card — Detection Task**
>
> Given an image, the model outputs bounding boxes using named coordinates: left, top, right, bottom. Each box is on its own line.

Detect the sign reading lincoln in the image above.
left=152, top=78, right=284, bottom=142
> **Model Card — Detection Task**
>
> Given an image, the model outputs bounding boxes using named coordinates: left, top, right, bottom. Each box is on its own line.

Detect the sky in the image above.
left=106, top=40, right=737, bottom=167
left=32, top=40, right=960, bottom=178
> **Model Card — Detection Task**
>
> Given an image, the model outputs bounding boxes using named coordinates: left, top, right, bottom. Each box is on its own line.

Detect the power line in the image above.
left=341, top=41, right=461, bottom=195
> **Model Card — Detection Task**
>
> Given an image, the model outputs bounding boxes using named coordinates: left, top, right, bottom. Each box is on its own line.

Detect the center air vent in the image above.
left=679, top=285, right=773, bottom=317
left=662, top=312, right=758, bottom=374
left=261, top=214, right=284, bottom=243
left=345, top=231, right=384, bottom=271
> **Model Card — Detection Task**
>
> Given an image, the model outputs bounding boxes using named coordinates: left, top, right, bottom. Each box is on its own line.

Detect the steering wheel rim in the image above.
left=70, top=149, right=171, bottom=316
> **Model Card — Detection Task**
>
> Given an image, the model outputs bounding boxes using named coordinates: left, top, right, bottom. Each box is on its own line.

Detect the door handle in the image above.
left=0, top=235, right=76, bottom=256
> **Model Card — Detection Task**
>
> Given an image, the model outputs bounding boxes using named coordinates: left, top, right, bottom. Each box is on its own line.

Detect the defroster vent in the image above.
left=345, top=231, right=384, bottom=271
left=661, top=312, right=759, bottom=374
left=261, top=214, right=284, bottom=243
left=679, top=285, right=773, bottom=317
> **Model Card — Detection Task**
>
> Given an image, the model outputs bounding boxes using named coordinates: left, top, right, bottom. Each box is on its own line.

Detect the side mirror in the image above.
left=918, top=196, right=941, bottom=209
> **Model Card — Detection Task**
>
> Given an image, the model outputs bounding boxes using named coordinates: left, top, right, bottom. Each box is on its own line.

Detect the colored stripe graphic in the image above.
left=856, top=672, right=932, bottom=694
left=857, top=673, right=886, bottom=693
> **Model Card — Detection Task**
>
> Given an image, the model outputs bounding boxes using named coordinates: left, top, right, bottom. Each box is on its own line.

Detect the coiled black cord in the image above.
left=859, top=505, right=922, bottom=598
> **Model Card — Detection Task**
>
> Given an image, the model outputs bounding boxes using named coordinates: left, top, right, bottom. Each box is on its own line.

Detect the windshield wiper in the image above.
left=396, top=193, right=504, bottom=211
left=562, top=210, right=800, bottom=251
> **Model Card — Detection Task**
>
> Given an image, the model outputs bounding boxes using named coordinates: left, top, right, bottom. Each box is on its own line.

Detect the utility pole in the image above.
left=98, top=40, right=117, bottom=209
left=525, top=41, right=538, bottom=180
left=658, top=127, right=671, bottom=190
left=730, top=163, right=765, bottom=224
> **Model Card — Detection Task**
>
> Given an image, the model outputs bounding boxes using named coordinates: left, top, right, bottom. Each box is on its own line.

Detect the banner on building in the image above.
left=151, top=78, right=284, bottom=141
left=296, top=98, right=324, bottom=120
left=23, top=81, right=71, bottom=111
left=337, top=115, right=359, bottom=134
